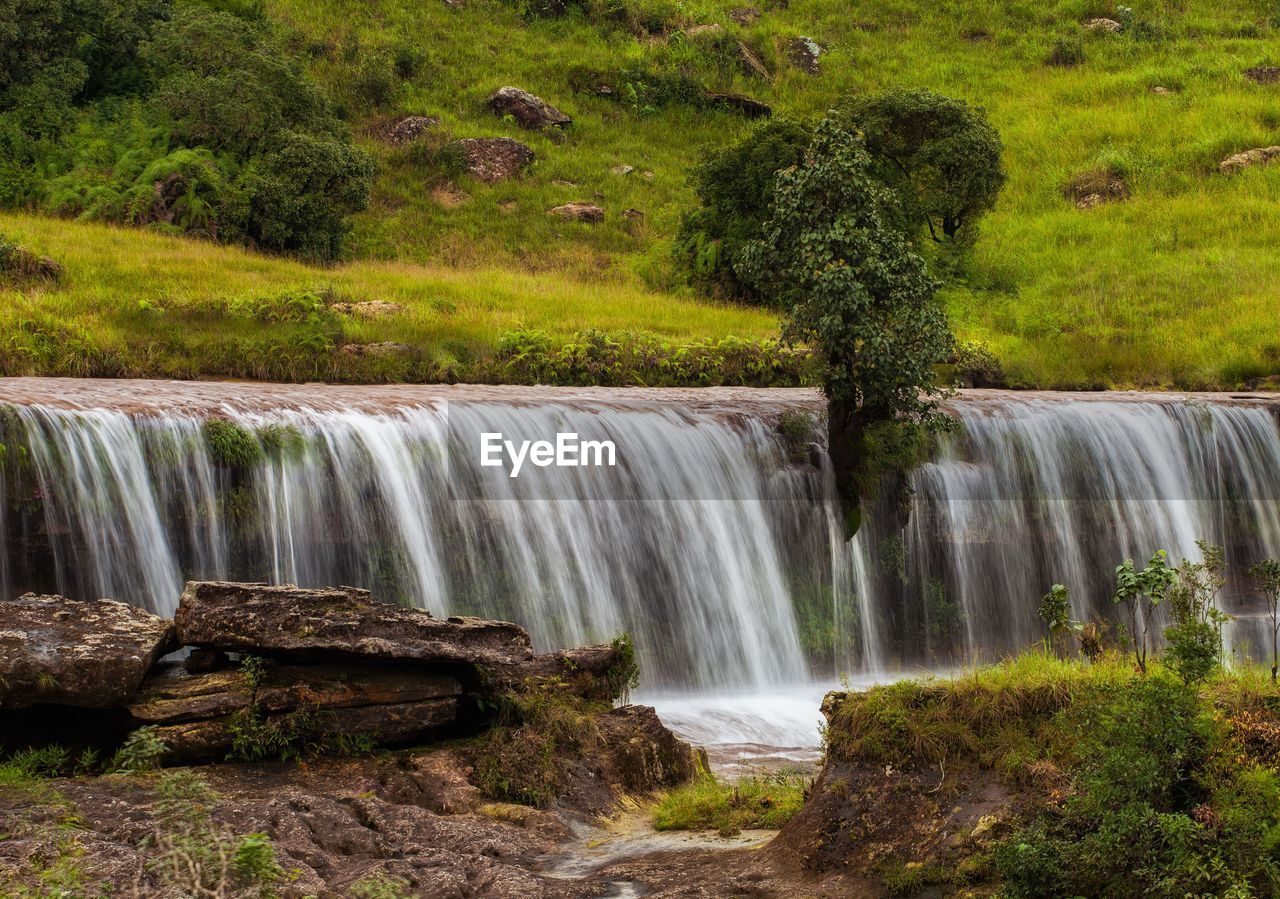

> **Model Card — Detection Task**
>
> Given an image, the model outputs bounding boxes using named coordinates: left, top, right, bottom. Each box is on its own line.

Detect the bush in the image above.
left=677, top=119, right=813, bottom=302
left=952, top=340, right=1005, bottom=387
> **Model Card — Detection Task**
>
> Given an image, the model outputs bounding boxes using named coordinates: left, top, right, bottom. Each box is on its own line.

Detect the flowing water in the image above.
left=4, top=380, right=1280, bottom=752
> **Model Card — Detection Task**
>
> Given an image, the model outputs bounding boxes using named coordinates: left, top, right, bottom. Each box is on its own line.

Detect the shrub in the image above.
left=146, top=770, right=283, bottom=897
left=109, top=725, right=168, bottom=773
left=952, top=340, right=1005, bottom=387
left=677, top=119, right=813, bottom=301
left=1112, top=550, right=1176, bottom=674
left=1165, top=542, right=1229, bottom=686
left=203, top=418, right=263, bottom=469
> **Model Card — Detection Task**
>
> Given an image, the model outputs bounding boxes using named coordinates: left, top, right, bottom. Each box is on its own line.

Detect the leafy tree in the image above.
left=233, top=130, right=375, bottom=260
left=839, top=88, right=1005, bottom=243
left=1038, top=583, right=1076, bottom=658
left=1165, top=541, right=1229, bottom=686
left=677, top=119, right=813, bottom=302
left=738, top=116, right=953, bottom=508
left=1249, top=557, right=1280, bottom=681
left=1112, top=550, right=1176, bottom=674
left=142, top=6, right=331, bottom=156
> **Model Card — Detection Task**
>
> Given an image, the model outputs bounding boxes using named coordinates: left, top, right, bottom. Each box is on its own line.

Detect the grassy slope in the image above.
left=7, top=0, right=1280, bottom=387
left=0, top=212, right=776, bottom=379
left=266, top=0, right=1280, bottom=389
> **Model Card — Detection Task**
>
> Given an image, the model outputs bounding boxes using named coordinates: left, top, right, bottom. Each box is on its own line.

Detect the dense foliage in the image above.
left=837, top=88, right=1006, bottom=244
left=0, top=0, right=372, bottom=259
left=677, top=119, right=812, bottom=302
left=738, top=116, right=953, bottom=504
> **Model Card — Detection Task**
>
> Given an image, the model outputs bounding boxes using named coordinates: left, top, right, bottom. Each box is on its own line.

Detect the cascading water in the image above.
left=0, top=380, right=860, bottom=696
left=857, top=391, right=1280, bottom=667
left=6, top=380, right=1280, bottom=719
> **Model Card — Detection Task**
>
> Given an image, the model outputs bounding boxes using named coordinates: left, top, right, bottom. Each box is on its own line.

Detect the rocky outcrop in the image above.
left=1083, top=17, right=1122, bottom=32
left=486, top=86, right=571, bottom=130
left=377, top=115, right=440, bottom=144
left=787, top=36, right=823, bottom=74
left=450, top=137, right=535, bottom=182
left=175, top=581, right=533, bottom=667
left=706, top=92, right=772, bottom=118
left=592, top=706, right=702, bottom=793
left=1220, top=145, right=1280, bottom=173
left=1244, top=65, right=1280, bottom=84
left=548, top=202, right=605, bottom=223
left=0, top=595, right=176, bottom=709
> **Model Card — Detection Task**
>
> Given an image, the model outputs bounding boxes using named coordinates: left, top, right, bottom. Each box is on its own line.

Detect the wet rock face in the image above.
left=486, top=86, right=572, bottom=130
left=175, top=581, right=534, bottom=667
left=593, top=706, right=702, bottom=793
left=450, top=137, right=535, bottom=182
left=0, top=595, right=176, bottom=709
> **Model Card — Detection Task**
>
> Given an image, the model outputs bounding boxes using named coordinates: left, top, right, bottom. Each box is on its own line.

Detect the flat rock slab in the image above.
left=129, top=663, right=464, bottom=724
left=175, top=582, right=533, bottom=667
left=150, top=698, right=460, bottom=761
left=0, top=595, right=177, bottom=709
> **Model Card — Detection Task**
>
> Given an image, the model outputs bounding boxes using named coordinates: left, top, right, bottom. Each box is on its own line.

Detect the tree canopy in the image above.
left=838, top=87, right=1006, bottom=243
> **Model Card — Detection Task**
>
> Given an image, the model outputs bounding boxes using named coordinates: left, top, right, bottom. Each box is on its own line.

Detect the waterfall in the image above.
left=857, top=392, right=1280, bottom=666
left=0, top=381, right=855, bottom=692
left=6, top=380, right=1280, bottom=691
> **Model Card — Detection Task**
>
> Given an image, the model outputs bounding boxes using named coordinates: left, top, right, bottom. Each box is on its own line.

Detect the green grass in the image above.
left=11, top=0, right=1280, bottom=387
left=652, top=770, right=808, bottom=835
left=266, top=0, right=1280, bottom=389
left=0, top=212, right=778, bottom=381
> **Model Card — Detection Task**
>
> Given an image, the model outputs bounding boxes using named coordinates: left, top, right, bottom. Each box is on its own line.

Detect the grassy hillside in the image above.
left=0, top=213, right=783, bottom=383
left=6, top=0, right=1280, bottom=388
left=269, top=0, right=1280, bottom=389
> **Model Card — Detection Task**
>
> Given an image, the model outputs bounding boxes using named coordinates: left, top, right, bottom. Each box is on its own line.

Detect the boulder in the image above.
left=737, top=41, right=770, bottom=79
left=380, top=115, right=440, bottom=144
left=1245, top=66, right=1280, bottom=84
left=129, top=663, right=463, bottom=725
left=1083, top=17, right=1122, bottom=32
left=591, top=706, right=702, bottom=794
left=174, top=582, right=534, bottom=668
left=706, top=92, right=772, bottom=118
left=1220, top=146, right=1280, bottom=173
left=610, top=164, right=635, bottom=176
left=787, top=36, right=823, bottom=74
left=486, top=87, right=571, bottom=130
left=729, top=6, right=760, bottom=24
left=450, top=137, right=535, bottom=182
left=548, top=202, right=605, bottom=223
left=330, top=300, right=404, bottom=318
left=0, top=595, right=177, bottom=709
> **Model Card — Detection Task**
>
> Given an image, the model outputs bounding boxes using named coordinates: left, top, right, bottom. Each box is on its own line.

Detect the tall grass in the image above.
left=261, top=0, right=1280, bottom=388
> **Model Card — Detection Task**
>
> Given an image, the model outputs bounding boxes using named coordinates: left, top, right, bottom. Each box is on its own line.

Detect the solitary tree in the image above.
left=1113, top=550, right=1176, bottom=674
left=1038, top=583, right=1075, bottom=658
left=839, top=88, right=1006, bottom=243
left=738, top=116, right=953, bottom=510
left=1250, top=558, right=1280, bottom=681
